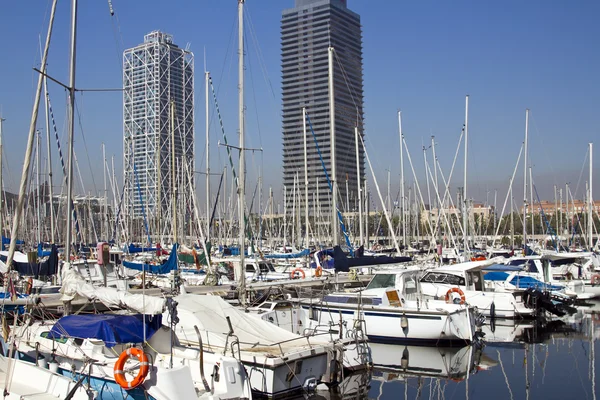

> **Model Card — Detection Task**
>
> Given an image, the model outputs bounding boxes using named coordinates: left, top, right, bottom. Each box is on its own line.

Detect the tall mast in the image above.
left=205, top=70, right=210, bottom=240
left=103, top=142, right=108, bottom=241
left=523, top=109, right=529, bottom=251
left=589, top=142, right=593, bottom=250
left=171, top=100, right=177, bottom=243
left=463, top=95, right=469, bottom=254
left=529, top=166, right=534, bottom=239
left=398, top=111, right=406, bottom=248
left=303, top=107, right=309, bottom=249
left=355, top=125, right=363, bottom=246
left=63, top=0, right=78, bottom=262
left=43, top=75, right=55, bottom=243
left=238, top=0, right=246, bottom=306
left=36, top=131, right=41, bottom=244
left=328, top=46, right=338, bottom=246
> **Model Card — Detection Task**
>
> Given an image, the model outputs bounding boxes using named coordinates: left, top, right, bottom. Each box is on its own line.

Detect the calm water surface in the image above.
left=313, top=305, right=600, bottom=400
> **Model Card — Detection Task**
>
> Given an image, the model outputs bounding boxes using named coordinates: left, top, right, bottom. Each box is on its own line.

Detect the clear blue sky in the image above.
left=1, top=0, right=598, bottom=211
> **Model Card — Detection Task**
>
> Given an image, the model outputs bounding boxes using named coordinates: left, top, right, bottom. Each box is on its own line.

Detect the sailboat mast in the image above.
left=36, top=130, right=41, bottom=244
left=303, top=107, right=309, bottom=248
left=238, top=0, right=246, bottom=306
left=589, top=142, right=593, bottom=250
left=205, top=70, right=210, bottom=240
left=355, top=125, right=363, bottom=246
left=171, top=100, right=177, bottom=244
left=523, top=109, right=529, bottom=251
left=328, top=46, right=338, bottom=246
left=398, top=111, right=406, bottom=248
left=43, top=76, right=55, bottom=243
left=103, top=142, right=108, bottom=241
left=64, top=0, right=78, bottom=261
left=463, top=95, right=469, bottom=254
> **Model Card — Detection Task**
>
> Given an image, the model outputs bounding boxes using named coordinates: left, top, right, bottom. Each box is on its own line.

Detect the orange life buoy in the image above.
left=591, top=274, right=600, bottom=286
left=290, top=268, right=306, bottom=279
left=315, top=266, right=323, bottom=278
left=445, top=287, right=466, bottom=305
left=114, top=347, right=150, bottom=390
left=471, top=256, right=486, bottom=261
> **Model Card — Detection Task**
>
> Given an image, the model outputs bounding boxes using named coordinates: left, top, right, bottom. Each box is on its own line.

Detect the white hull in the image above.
left=299, top=299, right=476, bottom=344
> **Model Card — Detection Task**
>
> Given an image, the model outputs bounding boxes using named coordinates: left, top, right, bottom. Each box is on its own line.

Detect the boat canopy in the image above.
left=47, top=314, right=162, bottom=347
left=122, top=243, right=178, bottom=274
left=265, top=248, right=310, bottom=259
left=484, top=272, right=563, bottom=291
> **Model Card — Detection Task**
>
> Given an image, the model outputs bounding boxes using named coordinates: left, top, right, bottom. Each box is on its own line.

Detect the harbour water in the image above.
left=313, top=304, right=600, bottom=400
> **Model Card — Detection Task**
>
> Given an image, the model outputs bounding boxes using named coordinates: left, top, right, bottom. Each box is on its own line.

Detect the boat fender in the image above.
left=114, top=347, right=150, bottom=389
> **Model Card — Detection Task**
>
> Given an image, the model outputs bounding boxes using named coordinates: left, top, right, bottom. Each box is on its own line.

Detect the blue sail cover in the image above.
left=124, top=243, right=160, bottom=254
left=47, top=314, right=162, bottom=347
left=122, top=243, right=178, bottom=274
left=484, top=272, right=564, bottom=291
left=265, top=249, right=310, bottom=259
left=37, top=243, right=52, bottom=257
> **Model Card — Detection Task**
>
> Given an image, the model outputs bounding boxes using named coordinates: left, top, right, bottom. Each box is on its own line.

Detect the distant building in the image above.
left=521, top=200, right=600, bottom=216
left=123, top=31, right=194, bottom=233
left=281, top=0, right=364, bottom=213
left=421, top=203, right=495, bottom=226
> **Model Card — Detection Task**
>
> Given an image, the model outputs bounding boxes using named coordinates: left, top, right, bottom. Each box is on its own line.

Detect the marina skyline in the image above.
left=0, top=1, right=598, bottom=207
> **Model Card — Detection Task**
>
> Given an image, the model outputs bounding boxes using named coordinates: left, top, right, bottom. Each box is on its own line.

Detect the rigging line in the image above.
left=107, top=0, right=125, bottom=75
left=245, top=30, right=263, bottom=149
left=305, top=113, right=353, bottom=252
left=244, top=5, right=279, bottom=117
left=573, top=147, right=589, bottom=201
left=48, top=93, right=82, bottom=245
left=74, top=95, right=99, bottom=196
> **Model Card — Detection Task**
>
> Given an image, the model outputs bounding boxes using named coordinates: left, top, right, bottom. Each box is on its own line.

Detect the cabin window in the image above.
left=258, top=263, right=270, bottom=273
left=421, top=272, right=465, bottom=286
left=40, top=331, right=68, bottom=344
left=365, top=274, right=396, bottom=290
left=246, top=265, right=256, bottom=273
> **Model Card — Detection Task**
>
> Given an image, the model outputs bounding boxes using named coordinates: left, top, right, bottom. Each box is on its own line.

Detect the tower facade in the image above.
left=123, top=31, right=194, bottom=240
left=281, top=0, right=364, bottom=215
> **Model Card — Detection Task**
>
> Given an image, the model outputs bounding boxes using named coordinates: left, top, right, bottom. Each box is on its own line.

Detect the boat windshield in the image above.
left=366, top=274, right=396, bottom=290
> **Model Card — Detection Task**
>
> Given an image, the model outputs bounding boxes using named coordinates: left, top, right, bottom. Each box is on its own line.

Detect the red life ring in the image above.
left=445, top=287, right=466, bottom=305
left=290, top=268, right=306, bottom=279
left=114, top=347, right=150, bottom=389
left=591, top=274, right=600, bottom=286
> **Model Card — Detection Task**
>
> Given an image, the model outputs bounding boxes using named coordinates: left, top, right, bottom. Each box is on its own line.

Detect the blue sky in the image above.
left=0, top=0, right=598, bottom=211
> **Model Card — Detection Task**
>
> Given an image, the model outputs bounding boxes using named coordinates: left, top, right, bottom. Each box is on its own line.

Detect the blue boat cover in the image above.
left=47, top=314, right=162, bottom=347
left=124, top=243, right=160, bottom=254
left=122, top=243, right=178, bottom=274
left=484, top=272, right=563, bottom=291
left=37, top=243, right=52, bottom=257
left=265, top=249, right=310, bottom=259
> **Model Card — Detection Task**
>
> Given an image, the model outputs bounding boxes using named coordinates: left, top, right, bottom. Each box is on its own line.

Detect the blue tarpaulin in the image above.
left=484, top=272, right=564, bottom=291
left=122, top=243, right=178, bottom=274
left=265, top=249, right=310, bottom=259
left=124, top=243, right=160, bottom=254
left=47, top=314, right=162, bottom=347
left=37, top=243, right=52, bottom=257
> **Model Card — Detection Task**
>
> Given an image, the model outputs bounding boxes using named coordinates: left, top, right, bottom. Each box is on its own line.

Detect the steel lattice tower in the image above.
left=123, top=31, right=194, bottom=241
